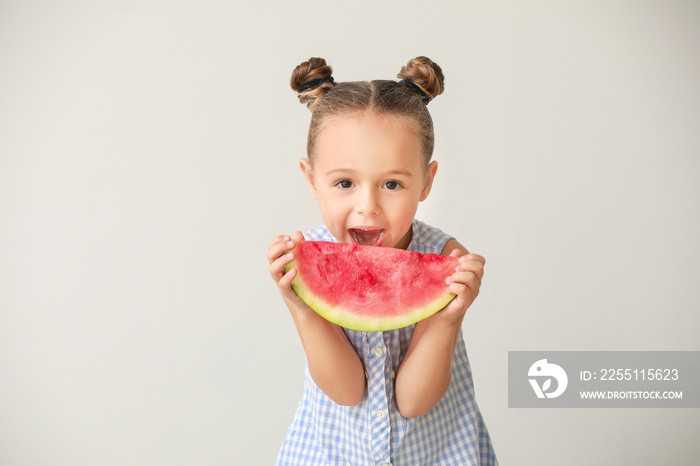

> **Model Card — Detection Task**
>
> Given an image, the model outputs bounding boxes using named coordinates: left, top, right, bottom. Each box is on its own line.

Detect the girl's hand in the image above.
left=433, top=249, right=486, bottom=324
left=268, top=232, right=366, bottom=405
left=395, top=247, right=486, bottom=417
left=267, top=231, right=308, bottom=308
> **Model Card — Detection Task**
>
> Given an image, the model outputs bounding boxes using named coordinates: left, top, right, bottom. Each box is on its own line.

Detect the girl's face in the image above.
left=300, top=111, right=437, bottom=250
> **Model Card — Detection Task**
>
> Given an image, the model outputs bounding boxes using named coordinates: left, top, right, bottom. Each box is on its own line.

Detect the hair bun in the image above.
left=291, top=58, right=335, bottom=110
left=397, top=56, right=445, bottom=102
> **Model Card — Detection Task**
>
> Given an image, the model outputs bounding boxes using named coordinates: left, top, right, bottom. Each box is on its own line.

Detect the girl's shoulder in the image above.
left=304, top=225, right=337, bottom=242
left=409, top=219, right=454, bottom=255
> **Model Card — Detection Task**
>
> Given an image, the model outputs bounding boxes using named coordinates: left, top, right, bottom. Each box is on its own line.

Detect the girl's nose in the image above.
left=354, top=188, right=380, bottom=216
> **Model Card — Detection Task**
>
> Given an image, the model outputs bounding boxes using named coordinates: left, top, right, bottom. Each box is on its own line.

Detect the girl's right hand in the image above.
left=267, top=231, right=306, bottom=306
left=268, top=232, right=366, bottom=406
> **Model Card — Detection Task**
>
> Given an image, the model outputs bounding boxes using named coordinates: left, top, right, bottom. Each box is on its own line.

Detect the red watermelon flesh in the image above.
left=284, top=241, right=458, bottom=331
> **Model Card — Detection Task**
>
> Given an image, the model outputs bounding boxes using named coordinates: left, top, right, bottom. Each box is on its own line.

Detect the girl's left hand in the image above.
left=434, top=249, right=486, bottom=324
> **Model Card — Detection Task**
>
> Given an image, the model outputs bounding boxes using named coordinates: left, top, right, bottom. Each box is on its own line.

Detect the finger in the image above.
left=278, top=266, right=297, bottom=291
left=447, top=271, right=482, bottom=290
left=447, top=280, right=480, bottom=307
left=269, top=250, right=296, bottom=279
left=267, top=235, right=290, bottom=256
left=449, top=248, right=463, bottom=258
left=459, top=253, right=485, bottom=265
left=455, top=261, right=484, bottom=280
left=267, top=238, right=296, bottom=264
left=447, top=281, right=472, bottom=297
left=279, top=268, right=307, bottom=306
left=292, top=230, right=305, bottom=242
left=268, top=234, right=291, bottom=250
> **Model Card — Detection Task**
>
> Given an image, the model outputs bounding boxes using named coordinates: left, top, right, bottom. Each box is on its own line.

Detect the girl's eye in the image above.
left=336, top=179, right=354, bottom=189
left=383, top=180, right=403, bottom=190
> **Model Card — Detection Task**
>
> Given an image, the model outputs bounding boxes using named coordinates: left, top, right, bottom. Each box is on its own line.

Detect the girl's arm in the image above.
left=394, top=238, right=485, bottom=418
left=268, top=232, right=366, bottom=406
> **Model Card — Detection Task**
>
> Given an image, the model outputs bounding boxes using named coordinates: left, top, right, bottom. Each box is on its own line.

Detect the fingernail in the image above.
left=445, top=276, right=451, bottom=284
left=287, top=241, right=295, bottom=247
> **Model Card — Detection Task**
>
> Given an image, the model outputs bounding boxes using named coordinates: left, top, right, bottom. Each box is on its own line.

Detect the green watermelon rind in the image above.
left=283, top=248, right=457, bottom=332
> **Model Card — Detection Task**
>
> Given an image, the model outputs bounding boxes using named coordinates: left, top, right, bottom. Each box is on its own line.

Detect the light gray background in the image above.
left=1, top=1, right=698, bottom=465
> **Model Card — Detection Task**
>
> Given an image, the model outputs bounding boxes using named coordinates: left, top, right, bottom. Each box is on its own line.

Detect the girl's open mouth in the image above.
left=349, top=227, right=386, bottom=247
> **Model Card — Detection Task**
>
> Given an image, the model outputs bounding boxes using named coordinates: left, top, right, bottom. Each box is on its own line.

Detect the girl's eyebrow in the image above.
left=386, top=170, right=414, bottom=177
left=324, top=168, right=354, bottom=176
left=324, top=168, right=414, bottom=177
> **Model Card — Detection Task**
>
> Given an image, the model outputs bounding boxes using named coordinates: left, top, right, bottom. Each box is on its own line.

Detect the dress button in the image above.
left=373, top=347, right=385, bottom=357
left=376, top=409, right=386, bottom=418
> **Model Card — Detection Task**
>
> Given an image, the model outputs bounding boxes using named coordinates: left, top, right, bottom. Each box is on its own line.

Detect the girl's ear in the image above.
left=299, top=158, right=319, bottom=199
left=419, top=160, right=438, bottom=202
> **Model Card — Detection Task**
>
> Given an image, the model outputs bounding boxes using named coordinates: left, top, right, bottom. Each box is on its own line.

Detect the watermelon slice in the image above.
left=284, top=241, right=458, bottom=331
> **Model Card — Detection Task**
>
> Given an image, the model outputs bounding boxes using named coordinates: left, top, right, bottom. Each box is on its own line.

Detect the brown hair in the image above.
left=290, top=56, right=445, bottom=166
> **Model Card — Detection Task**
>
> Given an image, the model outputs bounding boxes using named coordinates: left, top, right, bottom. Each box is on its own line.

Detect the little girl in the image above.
left=268, top=56, right=498, bottom=465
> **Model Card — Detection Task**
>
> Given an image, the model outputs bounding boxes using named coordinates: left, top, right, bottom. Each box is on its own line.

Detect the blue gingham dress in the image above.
left=276, top=219, right=498, bottom=465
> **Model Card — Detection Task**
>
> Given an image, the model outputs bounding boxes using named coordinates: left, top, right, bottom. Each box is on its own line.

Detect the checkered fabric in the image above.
left=276, top=219, right=498, bottom=465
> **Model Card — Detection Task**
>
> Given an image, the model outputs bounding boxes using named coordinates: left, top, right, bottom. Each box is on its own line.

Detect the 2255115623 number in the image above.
left=599, top=368, right=679, bottom=381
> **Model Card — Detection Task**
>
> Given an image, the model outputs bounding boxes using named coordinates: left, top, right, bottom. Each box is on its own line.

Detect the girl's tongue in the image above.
left=349, top=228, right=385, bottom=247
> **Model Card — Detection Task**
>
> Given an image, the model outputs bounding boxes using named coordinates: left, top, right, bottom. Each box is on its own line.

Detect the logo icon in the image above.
left=528, top=359, right=568, bottom=399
